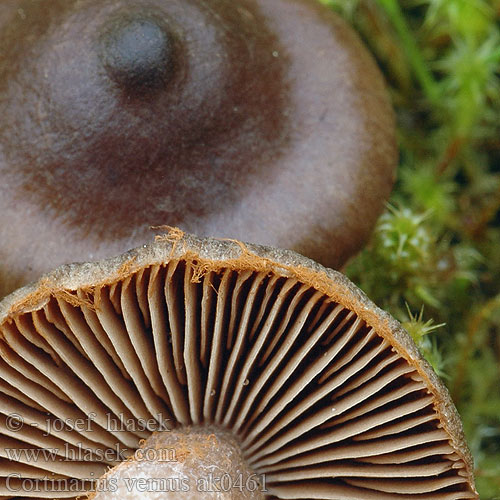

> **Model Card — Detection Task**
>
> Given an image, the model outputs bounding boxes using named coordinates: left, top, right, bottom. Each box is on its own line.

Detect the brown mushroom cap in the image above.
left=0, top=232, right=477, bottom=498
left=0, top=0, right=397, bottom=298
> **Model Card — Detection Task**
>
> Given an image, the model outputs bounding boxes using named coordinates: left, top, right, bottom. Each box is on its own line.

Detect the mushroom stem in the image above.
left=91, top=427, right=265, bottom=499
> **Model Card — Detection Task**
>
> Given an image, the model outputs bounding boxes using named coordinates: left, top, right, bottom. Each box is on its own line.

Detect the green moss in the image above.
left=325, top=0, right=500, bottom=497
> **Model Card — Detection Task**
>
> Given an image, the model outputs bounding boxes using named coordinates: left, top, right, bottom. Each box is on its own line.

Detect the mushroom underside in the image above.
left=0, top=236, right=477, bottom=499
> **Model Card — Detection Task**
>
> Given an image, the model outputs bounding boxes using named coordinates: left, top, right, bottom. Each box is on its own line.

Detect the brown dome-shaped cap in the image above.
left=0, top=0, right=397, bottom=298
left=0, top=232, right=477, bottom=499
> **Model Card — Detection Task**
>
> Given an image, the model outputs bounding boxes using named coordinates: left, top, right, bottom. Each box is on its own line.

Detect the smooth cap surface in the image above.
left=0, top=0, right=397, bottom=298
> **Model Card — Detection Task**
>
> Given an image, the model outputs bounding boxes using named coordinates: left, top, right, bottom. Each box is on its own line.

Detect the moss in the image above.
left=324, top=0, right=500, bottom=496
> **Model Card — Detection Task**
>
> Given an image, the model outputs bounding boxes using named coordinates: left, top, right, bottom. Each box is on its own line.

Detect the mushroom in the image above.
left=0, top=232, right=478, bottom=499
left=0, top=0, right=397, bottom=298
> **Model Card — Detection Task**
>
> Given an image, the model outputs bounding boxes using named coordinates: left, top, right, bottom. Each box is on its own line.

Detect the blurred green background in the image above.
left=320, top=0, right=500, bottom=497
